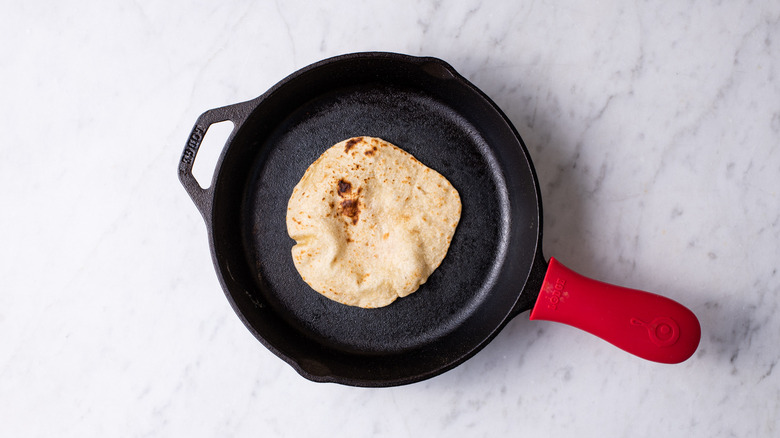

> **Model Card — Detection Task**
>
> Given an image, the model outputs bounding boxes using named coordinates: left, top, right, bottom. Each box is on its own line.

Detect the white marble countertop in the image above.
left=2, top=1, right=778, bottom=436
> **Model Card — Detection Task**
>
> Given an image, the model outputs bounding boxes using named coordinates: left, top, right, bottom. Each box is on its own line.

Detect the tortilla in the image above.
left=286, top=136, right=462, bottom=308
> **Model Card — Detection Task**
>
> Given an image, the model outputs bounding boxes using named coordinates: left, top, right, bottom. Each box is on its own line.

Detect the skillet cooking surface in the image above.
left=242, top=84, right=510, bottom=354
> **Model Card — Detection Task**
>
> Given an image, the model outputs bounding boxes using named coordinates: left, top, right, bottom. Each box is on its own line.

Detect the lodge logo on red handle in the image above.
left=630, top=316, right=680, bottom=347
left=545, top=278, right=567, bottom=310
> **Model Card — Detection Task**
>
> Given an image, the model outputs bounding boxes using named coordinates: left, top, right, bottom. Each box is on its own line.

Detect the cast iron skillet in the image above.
left=179, top=52, right=700, bottom=387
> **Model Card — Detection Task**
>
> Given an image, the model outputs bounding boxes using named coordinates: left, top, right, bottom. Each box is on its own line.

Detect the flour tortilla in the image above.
left=286, top=136, right=462, bottom=308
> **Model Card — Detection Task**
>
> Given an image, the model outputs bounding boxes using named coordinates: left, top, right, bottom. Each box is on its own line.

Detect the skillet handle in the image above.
left=178, top=101, right=251, bottom=220
left=529, top=257, right=701, bottom=364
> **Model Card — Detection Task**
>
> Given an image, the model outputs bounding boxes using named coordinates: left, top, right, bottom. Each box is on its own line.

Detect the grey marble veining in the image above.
left=1, top=0, right=778, bottom=437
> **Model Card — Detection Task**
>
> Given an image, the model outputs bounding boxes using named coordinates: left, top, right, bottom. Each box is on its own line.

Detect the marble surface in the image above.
left=1, top=0, right=779, bottom=436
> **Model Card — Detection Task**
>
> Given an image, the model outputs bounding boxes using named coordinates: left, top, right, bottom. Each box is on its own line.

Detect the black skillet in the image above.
left=179, top=52, right=700, bottom=387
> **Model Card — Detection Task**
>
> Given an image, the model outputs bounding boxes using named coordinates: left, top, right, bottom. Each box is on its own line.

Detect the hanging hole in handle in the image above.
left=192, top=120, right=235, bottom=190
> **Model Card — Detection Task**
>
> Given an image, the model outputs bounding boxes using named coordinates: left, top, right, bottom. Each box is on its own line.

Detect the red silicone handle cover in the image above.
left=529, top=257, right=701, bottom=364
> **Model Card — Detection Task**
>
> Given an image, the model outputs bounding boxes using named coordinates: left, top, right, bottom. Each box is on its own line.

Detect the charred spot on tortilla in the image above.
left=286, top=136, right=462, bottom=308
left=344, top=137, right=361, bottom=153
left=337, top=179, right=352, bottom=195
left=364, top=145, right=378, bottom=156
left=340, top=198, right=361, bottom=224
